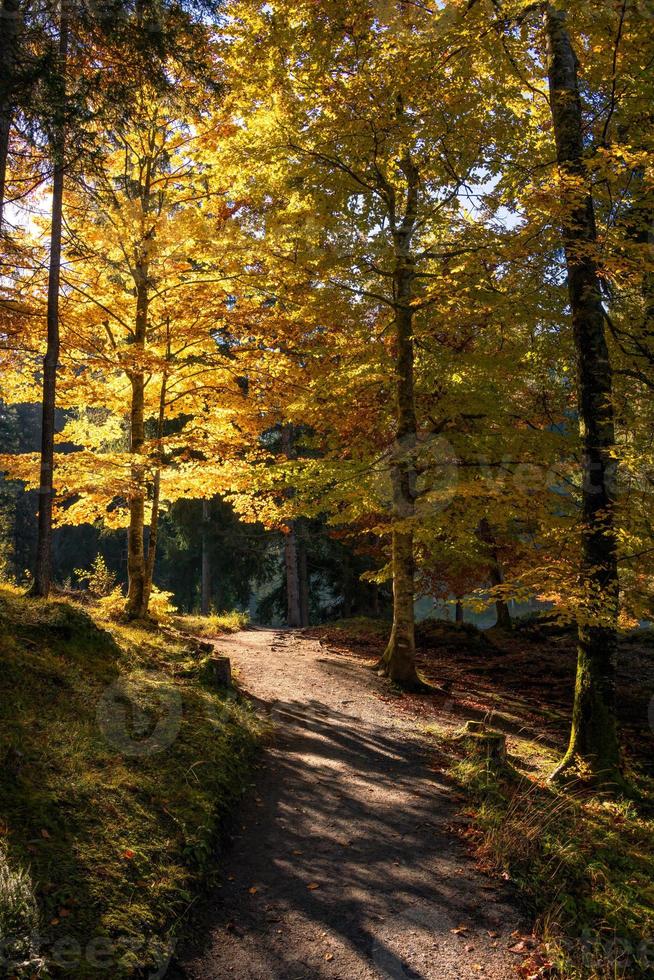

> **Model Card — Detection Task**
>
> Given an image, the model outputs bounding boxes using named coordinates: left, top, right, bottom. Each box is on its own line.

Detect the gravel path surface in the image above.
left=169, top=628, right=524, bottom=980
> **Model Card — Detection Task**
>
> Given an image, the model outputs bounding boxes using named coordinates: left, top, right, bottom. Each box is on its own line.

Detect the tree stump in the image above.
left=202, top=655, right=232, bottom=688
left=458, top=720, right=507, bottom=765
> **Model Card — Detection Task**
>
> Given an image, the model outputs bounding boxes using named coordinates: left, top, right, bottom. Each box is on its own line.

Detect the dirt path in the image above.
left=170, top=629, right=524, bottom=980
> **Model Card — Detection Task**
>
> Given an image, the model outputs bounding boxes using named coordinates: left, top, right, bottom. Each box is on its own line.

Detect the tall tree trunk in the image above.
left=478, top=517, right=512, bottom=630
left=125, top=144, right=155, bottom=619
left=377, top=154, right=422, bottom=687
left=0, top=0, right=20, bottom=231
left=31, top=6, right=68, bottom=597
left=284, top=522, right=301, bottom=627
left=125, top=276, right=148, bottom=618
left=201, top=498, right=212, bottom=616
left=544, top=6, right=621, bottom=785
left=377, top=273, right=420, bottom=684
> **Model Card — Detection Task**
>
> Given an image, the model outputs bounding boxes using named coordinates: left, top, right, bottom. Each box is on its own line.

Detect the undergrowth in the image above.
left=0, top=586, right=264, bottom=978
left=174, top=610, right=249, bottom=639
left=449, top=751, right=654, bottom=979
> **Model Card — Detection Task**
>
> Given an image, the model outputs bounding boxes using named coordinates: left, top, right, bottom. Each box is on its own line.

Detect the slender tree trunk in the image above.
left=142, top=467, right=160, bottom=612
left=0, top=0, right=20, bottom=231
left=544, top=6, right=621, bottom=785
left=478, top=517, right=512, bottom=630
left=124, top=142, right=156, bottom=619
left=377, top=232, right=421, bottom=687
left=201, top=498, right=212, bottom=616
left=141, top=370, right=167, bottom=616
left=125, top=276, right=148, bottom=618
left=0, top=108, right=11, bottom=232
left=284, top=522, right=301, bottom=627
left=455, top=598, right=463, bottom=625
left=495, top=598, right=512, bottom=630
left=341, top=553, right=355, bottom=618
left=630, top=172, right=654, bottom=335
left=31, top=7, right=68, bottom=597
left=281, top=424, right=302, bottom=627
left=298, top=519, right=309, bottom=627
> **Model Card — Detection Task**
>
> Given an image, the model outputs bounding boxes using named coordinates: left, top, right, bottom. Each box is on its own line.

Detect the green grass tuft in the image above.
left=173, top=610, right=249, bottom=639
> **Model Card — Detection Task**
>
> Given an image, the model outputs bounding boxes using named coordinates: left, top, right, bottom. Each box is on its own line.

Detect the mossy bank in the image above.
left=0, top=587, right=264, bottom=977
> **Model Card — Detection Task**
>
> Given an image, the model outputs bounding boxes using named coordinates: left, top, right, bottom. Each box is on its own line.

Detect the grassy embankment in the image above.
left=0, top=586, right=263, bottom=978
left=318, top=616, right=654, bottom=980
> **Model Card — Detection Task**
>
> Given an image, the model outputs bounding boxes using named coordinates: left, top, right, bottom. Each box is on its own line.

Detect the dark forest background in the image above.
left=0, top=403, right=389, bottom=622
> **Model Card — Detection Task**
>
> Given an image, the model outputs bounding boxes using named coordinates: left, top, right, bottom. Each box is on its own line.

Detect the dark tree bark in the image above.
left=125, top=269, right=149, bottom=618
left=0, top=0, right=20, bottom=231
left=284, top=522, right=302, bottom=627
left=298, top=519, right=309, bottom=627
left=608, top=159, right=654, bottom=380
left=0, top=107, right=11, bottom=232
left=124, top=140, right=156, bottom=619
left=544, top=5, right=622, bottom=785
left=478, top=518, right=512, bottom=630
left=281, top=425, right=302, bottom=627
left=31, top=6, right=68, bottom=597
left=201, top=498, right=212, bottom=616
left=341, top=552, right=356, bottom=619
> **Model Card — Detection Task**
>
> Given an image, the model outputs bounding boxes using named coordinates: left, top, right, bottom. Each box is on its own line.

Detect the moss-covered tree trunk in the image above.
left=31, top=6, right=68, bottom=597
left=544, top=5, right=621, bottom=785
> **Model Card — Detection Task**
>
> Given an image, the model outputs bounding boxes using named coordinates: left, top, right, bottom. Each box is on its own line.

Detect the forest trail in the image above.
left=171, top=629, right=524, bottom=980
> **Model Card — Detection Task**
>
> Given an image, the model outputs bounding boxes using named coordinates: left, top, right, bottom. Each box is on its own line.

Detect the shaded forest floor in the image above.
left=309, top=617, right=654, bottom=979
